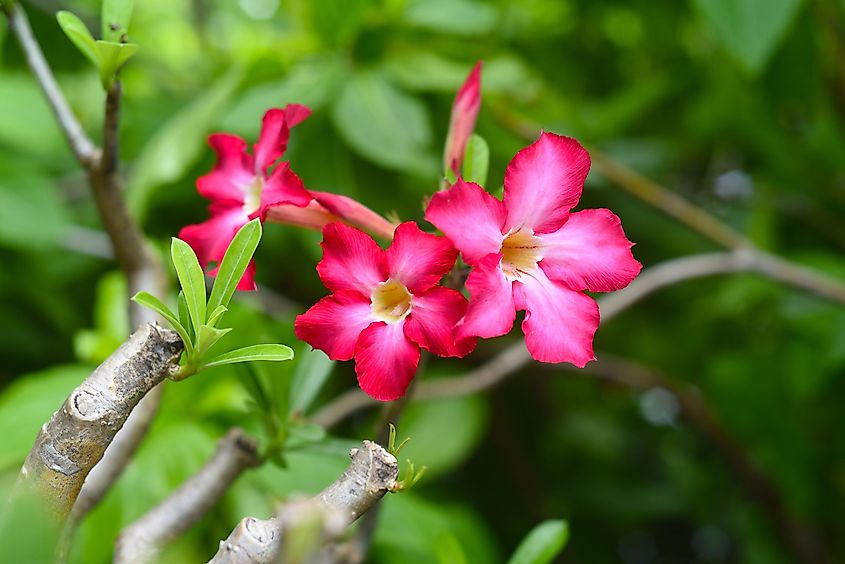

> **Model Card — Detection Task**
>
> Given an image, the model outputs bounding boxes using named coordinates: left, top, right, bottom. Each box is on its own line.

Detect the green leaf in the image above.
left=692, top=0, right=803, bottom=75
left=101, top=0, right=134, bottom=42
left=207, top=304, right=228, bottom=328
left=434, top=532, right=469, bottom=564
left=131, top=291, right=194, bottom=356
left=403, top=0, right=499, bottom=36
left=201, top=344, right=294, bottom=369
left=461, top=134, right=489, bottom=187
left=127, top=70, right=241, bottom=219
left=177, top=291, right=195, bottom=344
left=197, top=324, right=232, bottom=356
left=170, top=238, right=207, bottom=345
left=0, top=168, right=69, bottom=249
left=56, top=11, right=98, bottom=67
left=507, top=520, right=570, bottom=564
left=208, top=219, right=262, bottom=314
left=289, top=347, right=334, bottom=415
left=331, top=70, right=436, bottom=176
left=93, top=40, right=138, bottom=89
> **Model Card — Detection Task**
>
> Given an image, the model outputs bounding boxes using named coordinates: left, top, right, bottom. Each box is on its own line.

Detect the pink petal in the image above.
left=404, top=286, right=475, bottom=357
left=386, top=222, right=457, bottom=294
left=256, top=162, right=312, bottom=217
left=503, top=131, right=590, bottom=234
left=512, top=268, right=599, bottom=367
left=354, top=321, right=421, bottom=401
left=539, top=209, right=642, bottom=292
left=178, top=206, right=256, bottom=290
left=443, top=61, right=482, bottom=174
left=253, top=105, right=311, bottom=172
left=266, top=200, right=340, bottom=232
left=456, top=253, right=516, bottom=340
left=312, top=191, right=397, bottom=240
left=197, top=134, right=254, bottom=203
left=425, top=178, right=506, bottom=265
left=294, top=290, right=374, bottom=361
left=317, top=223, right=388, bottom=297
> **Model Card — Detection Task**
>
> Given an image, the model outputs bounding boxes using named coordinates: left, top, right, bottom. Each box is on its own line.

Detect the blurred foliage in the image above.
left=2, top=0, right=845, bottom=562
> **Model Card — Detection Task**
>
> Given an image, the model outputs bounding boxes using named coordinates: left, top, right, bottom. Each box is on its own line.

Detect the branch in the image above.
left=114, top=429, right=260, bottom=564
left=209, top=441, right=398, bottom=564
left=2, top=2, right=98, bottom=167
left=18, top=324, right=182, bottom=519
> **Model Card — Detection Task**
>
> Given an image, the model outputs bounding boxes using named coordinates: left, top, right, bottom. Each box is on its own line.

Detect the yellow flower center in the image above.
left=500, top=228, right=543, bottom=279
left=371, top=279, right=413, bottom=323
left=242, top=176, right=263, bottom=215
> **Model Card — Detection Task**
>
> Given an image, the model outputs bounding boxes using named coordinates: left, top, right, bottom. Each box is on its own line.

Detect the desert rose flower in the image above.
left=295, top=222, right=474, bottom=401
left=426, top=131, right=642, bottom=366
left=443, top=61, right=482, bottom=176
left=180, top=104, right=313, bottom=290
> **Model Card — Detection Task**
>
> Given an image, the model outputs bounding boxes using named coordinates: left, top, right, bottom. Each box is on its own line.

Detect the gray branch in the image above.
left=19, top=324, right=182, bottom=518
left=209, top=441, right=398, bottom=564
left=114, top=429, right=260, bottom=564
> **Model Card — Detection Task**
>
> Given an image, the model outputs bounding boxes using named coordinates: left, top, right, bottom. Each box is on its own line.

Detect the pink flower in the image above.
left=443, top=61, right=482, bottom=176
left=266, top=190, right=397, bottom=240
left=426, top=132, right=642, bottom=367
left=180, top=105, right=314, bottom=290
left=294, top=222, right=474, bottom=401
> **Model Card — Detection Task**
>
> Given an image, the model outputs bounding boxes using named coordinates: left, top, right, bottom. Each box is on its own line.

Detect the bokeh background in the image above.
left=2, top=0, right=844, bottom=562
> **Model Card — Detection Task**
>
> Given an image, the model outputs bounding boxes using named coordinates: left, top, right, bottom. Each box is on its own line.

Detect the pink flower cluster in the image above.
left=182, top=64, right=641, bottom=401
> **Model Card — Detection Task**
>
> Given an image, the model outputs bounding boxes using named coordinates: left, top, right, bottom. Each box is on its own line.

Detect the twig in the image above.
left=574, top=356, right=831, bottom=564
left=114, top=429, right=260, bottom=564
left=209, top=441, right=398, bottom=564
left=18, top=324, right=182, bottom=519
left=2, top=2, right=99, bottom=168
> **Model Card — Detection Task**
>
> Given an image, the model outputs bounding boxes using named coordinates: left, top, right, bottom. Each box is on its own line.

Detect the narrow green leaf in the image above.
left=507, top=520, right=569, bottom=564
left=201, top=344, right=294, bottom=370
left=56, top=11, right=98, bottom=67
left=170, top=238, right=206, bottom=344
left=177, top=291, right=194, bottom=344
left=289, top=347, right=334, bottom=414
left=443, top=167, right=458, bottom=186
left=462, top=134, right=489, bottom=188
left=131, top=292, right=193, bottom=356
left=206, top=304, right=228, bottom=328
left=101, top=0, right=134, bottom=42
left=93, top=41, right=138, bottom=89
left=197, top=325, right=232, bottom=357
left=208, top=219, right=262, bottom=314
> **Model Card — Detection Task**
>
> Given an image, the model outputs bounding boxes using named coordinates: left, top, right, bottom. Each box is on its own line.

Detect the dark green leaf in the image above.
left=507, top=520, right=570, bottom=564
left=170, top=238, right=207, bottom=343
left=692, top=0, right=803, bottom=74
left=201, top=344, right=294, bottom=369
left=208, top=219, right=262, bottom=314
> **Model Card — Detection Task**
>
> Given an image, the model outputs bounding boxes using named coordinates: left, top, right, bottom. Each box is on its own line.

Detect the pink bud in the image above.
left=443, top=61, right=482, bottom=176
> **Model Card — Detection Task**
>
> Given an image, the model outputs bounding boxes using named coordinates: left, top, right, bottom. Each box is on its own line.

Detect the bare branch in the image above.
left=19, top=324, right=182, bottom=519
left=114, top=429, right=260, bottom=564
left=209, top=441, right=398, bottom=564
left=2, top=2, right=98, bottom=168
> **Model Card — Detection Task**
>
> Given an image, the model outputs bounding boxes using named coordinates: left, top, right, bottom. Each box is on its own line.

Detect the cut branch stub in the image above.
left=20, top=323, right=182, bottom=518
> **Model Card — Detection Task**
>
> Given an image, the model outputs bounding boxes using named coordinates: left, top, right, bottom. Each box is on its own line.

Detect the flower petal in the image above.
left=197, top=134, right=254, bottom=203
left=178, top=206, right=256, bottom=289
left=405, top=286, right=475, bottom=357
left=444, top=61, right=482, bottom=174
left=294, top=290, right=374, bottom=361
left=539, top=208, right=641, bottom=292
left=425, top=178, right=506, bottom=265
left=512, top=268, right=599, bottom=366
left=311, top=191, right=397, bottom=240
left=266, top=200, right=339, bottom=231
left=456, top=253, right=516, bottom=340
left=503, top=131, right=590, bottom=234
left=386, top=222, right=457, bottom=294
left=257, top=162, right=313, bottom=217
left=253, top=105, right=311, bottom=172
left=355, top=321, right=421, bottom=401
left=317, top=223, right=388, bottom=297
